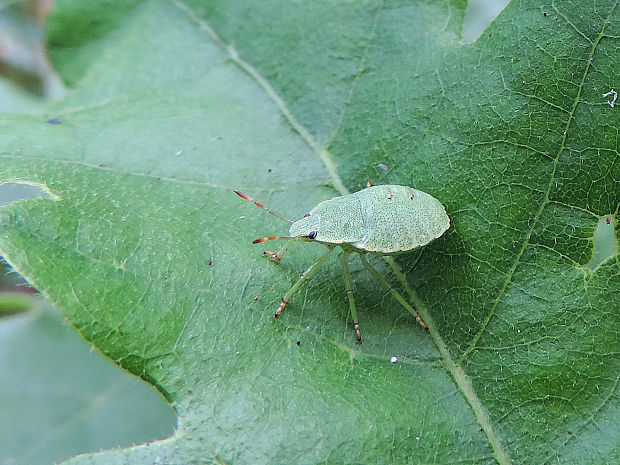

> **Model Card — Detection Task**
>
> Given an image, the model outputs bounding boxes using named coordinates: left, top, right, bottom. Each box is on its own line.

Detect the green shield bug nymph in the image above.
left=234, top=184, right=450, bottom=343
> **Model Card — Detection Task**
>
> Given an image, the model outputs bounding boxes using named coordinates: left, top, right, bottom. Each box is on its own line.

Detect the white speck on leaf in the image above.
left=603, top=89, right=617, bottom=108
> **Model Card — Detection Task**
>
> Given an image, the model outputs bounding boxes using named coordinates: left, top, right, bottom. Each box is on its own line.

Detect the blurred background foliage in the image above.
left=1, top=5, right=176, bottom=465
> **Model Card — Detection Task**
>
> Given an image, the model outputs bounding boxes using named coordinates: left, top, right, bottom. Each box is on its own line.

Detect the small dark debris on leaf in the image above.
left=543, top=12, right=547, bottom=16
left=268, top=168, right=272, bottom=173
left=46, top=118, right=62, bottom=125
left=296, top=340, right=301, bottom=346
left=208, top=259, right=213, bottom=266
left=606, top=217, right=611, bottom=224
left=254, top=295, right=259, bottom=301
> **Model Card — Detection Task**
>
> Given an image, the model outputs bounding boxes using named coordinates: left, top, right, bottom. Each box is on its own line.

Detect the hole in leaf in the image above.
left=586, top=215, right=616, bottom=269
left=462, top=0, right=511, bottom=44
left=0, top=182, right=56, bottom=206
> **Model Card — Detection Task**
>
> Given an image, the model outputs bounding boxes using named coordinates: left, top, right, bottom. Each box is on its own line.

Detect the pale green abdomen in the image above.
left=290, top=185, right=449, bottom=254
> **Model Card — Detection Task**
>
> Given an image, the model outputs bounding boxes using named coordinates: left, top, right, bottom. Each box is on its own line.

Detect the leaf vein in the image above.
left=459, top=0, right=619, bottom=361
left=173, top=0, right=349, bottom=196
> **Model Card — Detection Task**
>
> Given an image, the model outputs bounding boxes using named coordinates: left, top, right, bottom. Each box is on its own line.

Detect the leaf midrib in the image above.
left=173, top=2, right=514, bottom=463
left=85, top=2, right=616, bottom=464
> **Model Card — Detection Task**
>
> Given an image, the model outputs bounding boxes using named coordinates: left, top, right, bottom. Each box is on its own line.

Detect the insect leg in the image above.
left=274, top=247, right=334, bottom=318
left=262, top=239, right=294, bottom=261
left=359, top=254, right=429, bottom=331
left=341, top=250, right=362, bottom=343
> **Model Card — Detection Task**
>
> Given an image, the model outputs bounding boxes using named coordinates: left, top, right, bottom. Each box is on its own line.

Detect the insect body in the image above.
left=234, top=184, right=449, bottom=342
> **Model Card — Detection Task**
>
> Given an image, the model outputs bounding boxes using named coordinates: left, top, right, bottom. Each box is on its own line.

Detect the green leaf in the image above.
left=1, top=1, right=618, bottom=464
left=0, top=298, right=175, bottom=465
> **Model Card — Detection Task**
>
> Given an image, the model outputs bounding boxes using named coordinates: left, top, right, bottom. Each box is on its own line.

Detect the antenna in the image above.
left=234, top=190, right=293, bottom=224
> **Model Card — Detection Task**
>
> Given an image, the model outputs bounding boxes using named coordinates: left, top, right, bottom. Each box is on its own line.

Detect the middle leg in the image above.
left=341, top=250, right=362, bottom=343
left=359, top=254, right=428, bottom=331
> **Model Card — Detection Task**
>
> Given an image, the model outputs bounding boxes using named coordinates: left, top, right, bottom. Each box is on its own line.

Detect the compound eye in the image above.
left=307, top=231, right=317, bottom=239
